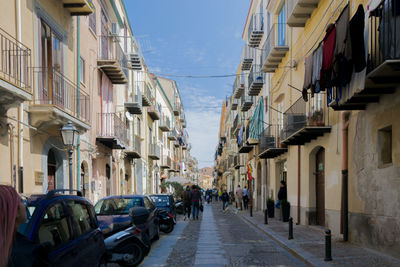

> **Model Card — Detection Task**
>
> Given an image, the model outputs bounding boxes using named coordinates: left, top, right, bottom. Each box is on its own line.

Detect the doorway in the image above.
left=106, top=164, right=111, bottom=196
left=315, top=147, right=325, bottom=226
left=47, top=149, right=56, bottom=191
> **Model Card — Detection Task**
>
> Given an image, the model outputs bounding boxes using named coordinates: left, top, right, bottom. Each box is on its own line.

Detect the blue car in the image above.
left=17, top=190, right=105, bottom=267
left=95, top=195, right=160, bottom=247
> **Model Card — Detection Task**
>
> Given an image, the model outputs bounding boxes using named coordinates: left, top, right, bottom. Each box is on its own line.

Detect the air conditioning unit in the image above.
left=111, top=22, right=120, bottom=36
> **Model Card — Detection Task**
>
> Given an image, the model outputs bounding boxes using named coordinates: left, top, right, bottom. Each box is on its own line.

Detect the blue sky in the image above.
left=124, top=0, right=250, bottom=168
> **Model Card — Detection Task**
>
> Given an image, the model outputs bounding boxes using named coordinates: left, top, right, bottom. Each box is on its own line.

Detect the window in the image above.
left=88, top=1, right=96, bottom=33
left=38, top=202, right=70, bottom=248
left=378, top=126, right=392, bottom=166
left=94, top=198, right=142, bottom=215
left=278, top=3, right=286, bottom=46
left=80, top=57, right=85, bottom=84
left=66, top=201, right=94, bottom=237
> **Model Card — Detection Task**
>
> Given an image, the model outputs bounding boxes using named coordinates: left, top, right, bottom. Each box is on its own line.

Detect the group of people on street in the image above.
left=182, top=185, right=203, bottom=220
left=235, top=185, right=249, bottom=210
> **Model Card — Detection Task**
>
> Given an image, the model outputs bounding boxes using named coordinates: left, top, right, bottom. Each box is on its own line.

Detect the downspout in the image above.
left=76, top=17, right=81, bottom=191
left=341, top=111, right=350, bottom=241
left=8, top=124, right=15, bottom=188
left=297, top=145, right=301, bottom=225
left=16, top=0, right=23, bottom=193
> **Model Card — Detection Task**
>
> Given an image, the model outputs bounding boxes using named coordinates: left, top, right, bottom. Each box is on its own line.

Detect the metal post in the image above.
left=288, top=217, right=293, bottom=240
left=264, top=209, right=268, bottom=224
left=68, top=148, right=73, bottom=189
left=325, top=229, right=332, bottom=261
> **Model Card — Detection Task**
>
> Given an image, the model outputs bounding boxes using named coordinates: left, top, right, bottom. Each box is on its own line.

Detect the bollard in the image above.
left=324, top=229, right=332, bottom=261
left=288, top=217, right=293, bottom=240
left=250, top=205, right=253, bottom=217
left=264, top=209, right=268, bottom=224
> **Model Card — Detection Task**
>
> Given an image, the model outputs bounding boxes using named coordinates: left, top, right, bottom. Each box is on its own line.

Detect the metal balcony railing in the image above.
left=280, top=96, right=306, bottom=141
left=0, top=27, right=31, bottom=93
left=159, top=116, right=170, bottom=131
left=248, top=64, right=264, bottom=96
left=233, top=73, right=245, bottom=99
left=259, top=125, right=279, bottom=151
left=98, top=35, right=128, bottom=78
left=240, top=90, right=254, bottom=112
left=148, top=143, right=161, bottom=159
left=261, top=23, right=289, bottom=72
left=241, top=44, right=255, bottom=70
left=97, top=113, right=127, bottom=145
left=248, top=13, right=264, bottom=47
left=34, top=67, right=90, bottom=123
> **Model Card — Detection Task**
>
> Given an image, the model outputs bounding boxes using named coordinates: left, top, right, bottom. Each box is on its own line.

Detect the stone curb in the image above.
left=236, top=211, right=330, bottom=267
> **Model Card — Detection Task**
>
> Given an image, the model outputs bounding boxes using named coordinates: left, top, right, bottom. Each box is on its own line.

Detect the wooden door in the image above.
left=316, top=148, right=325, bottom=226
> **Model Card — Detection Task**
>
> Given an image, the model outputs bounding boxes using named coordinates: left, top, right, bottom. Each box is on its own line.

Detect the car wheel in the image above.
left=119, top=242, right=145, bottom=267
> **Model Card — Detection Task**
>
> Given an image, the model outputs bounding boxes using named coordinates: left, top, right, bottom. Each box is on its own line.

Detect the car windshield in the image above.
left=95, top=198, right=142, bottom=215
left=18, top=205, right=37, bottom=236
left=151, top=196, right=170, bottom=207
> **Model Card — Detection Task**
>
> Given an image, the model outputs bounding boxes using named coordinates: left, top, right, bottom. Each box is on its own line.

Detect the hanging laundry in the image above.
left=321, top=24, right=336, bottom=90
left=350, top=4, right=366, bottom=72
left=302, top=54, right=313, bottom=94
left=312, top=43, right=323, bottom=94
left=377, top=0, right=400, bottom=61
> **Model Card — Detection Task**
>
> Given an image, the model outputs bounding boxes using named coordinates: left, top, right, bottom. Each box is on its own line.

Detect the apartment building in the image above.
left=216, top=0, right=400, bottom=256
left=0, top=0, right=197, bottom=203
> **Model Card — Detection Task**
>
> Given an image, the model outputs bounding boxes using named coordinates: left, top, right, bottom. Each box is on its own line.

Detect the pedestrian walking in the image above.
left=182, top=185, right=192, bottom=220
left=0, top=185, right=49, bottom=267
left=235, top=185, right=243, bottom=210
left=218, top=188, right=222, bottom=201
left=275, top=180, right=287, bottom=209
left=221, top=190, right=229, bottom=211
left=191, top=186, right=202, bottom=220
left=215, top=189, right=218, bottom=202
left=242, top=186, right=249, bottom=210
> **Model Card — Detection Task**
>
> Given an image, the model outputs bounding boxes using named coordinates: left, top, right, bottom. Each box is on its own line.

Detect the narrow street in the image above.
left=140, top=202, right=305, bottom=267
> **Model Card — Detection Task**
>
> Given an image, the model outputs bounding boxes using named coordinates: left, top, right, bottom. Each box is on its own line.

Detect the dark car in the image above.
left=150, top=194, right=177, bottom=222
left=16, top=190, right=105, bottom=267
left=94, top=195, right=160, bottom=245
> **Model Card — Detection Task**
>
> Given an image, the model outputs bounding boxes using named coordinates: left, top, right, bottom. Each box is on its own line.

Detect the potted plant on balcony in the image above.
left=281, top=199, right=291, bottom=222
left=267, top=198, right=275, bottom=218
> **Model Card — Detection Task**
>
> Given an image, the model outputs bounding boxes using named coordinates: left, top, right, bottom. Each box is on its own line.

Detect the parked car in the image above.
left=95, top=195, right=160, bottom=247
left=150, top=194, right=177, bottom=221
left=17, top=190, right=105, bottom=267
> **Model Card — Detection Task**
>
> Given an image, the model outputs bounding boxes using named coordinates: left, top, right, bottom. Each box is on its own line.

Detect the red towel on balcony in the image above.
left=321, top=24, right=336, bottom=90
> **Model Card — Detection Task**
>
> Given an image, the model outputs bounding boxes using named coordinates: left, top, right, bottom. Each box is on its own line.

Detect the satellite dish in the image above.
left=125, top=111, right=134, bottom=122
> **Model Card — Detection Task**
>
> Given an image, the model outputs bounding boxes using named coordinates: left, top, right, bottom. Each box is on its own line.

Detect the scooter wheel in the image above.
left=161, top=222, right=174, bottom=234
left=119, top=242, right=145, bottom=267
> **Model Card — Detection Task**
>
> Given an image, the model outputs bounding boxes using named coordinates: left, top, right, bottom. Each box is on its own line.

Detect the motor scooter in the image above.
left=157, top=209, right=175, bottom=233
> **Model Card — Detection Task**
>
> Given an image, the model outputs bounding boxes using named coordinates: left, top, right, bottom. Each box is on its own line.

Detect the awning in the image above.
left=248, top=98, right=264, bottom=144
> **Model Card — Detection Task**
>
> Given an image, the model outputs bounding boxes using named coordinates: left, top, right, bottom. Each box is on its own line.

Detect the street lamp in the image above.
left=60, top=121, right=79, bottom=190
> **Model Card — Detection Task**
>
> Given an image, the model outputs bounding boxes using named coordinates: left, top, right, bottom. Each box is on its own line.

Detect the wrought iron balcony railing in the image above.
left=96, top=113, right=127, bottom=149
left=248, top=64, right=264, bottom=96
left=261, top=23, right=289, bottom=73
left=248, top=13, right=264, bottom=47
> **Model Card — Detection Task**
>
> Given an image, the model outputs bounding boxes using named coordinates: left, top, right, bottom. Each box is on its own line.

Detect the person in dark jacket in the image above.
left=221, top=190, right=230, bottom=211
left=191, top=186, right=202, bottom=220
left=182, top=186, right=192, bottom=220
left=275, top=180, right=287, bottom=209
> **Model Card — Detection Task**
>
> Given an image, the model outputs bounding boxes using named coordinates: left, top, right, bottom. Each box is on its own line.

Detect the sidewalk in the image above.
left=234, top=209, right=400, bottom=267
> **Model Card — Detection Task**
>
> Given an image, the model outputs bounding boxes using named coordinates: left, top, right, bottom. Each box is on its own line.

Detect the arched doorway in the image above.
left=315, top=147, right=325, bottom=226
left=47, top=149, right=56, bottom=191
left=106, top=164, right=111, bottom=196
left=256, top=163, right=262, bottom=210
left=81, top=161, right=89, bottom=198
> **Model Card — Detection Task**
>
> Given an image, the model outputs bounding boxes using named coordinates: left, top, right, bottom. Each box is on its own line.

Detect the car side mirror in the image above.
left=129, top=206, right=150, bottom=225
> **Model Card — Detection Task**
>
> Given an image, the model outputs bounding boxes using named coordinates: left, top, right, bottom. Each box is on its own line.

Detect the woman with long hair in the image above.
left=0, top=185, right=26, bottom=267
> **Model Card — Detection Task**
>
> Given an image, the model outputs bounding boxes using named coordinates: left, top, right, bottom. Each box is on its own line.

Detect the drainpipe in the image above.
left=341, top=111, right=350, bottom=241
left=8, top=124, right=16, bottom=188
left=297, top=145, right=301, bottom=224
left=16, top=0, right=23, bottom=193
left=110, top=154, right=113, bottom=194
left=76, top=17, right=81, bottom=192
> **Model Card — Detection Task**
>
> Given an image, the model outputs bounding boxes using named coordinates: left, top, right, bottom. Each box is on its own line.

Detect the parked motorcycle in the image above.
left=157, top=209, right=175, bottom=233
left=103, top=207, right=151, bottom=267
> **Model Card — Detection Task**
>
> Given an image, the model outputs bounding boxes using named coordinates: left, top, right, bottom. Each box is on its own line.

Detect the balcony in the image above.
left=174, top=141, right=180, bottom=148
left=261, top=23, right=289, bottom=73
left=247, top=13, right=264, bottom=47
left=128, top=53, right=142, bottom=70
left=173, top=98, right=181, bottom=116
left=231, top=99, right=238, bottom=110
left=125, top=135, right=141, bottom=159
left=147, top=104, right=160, bottom=121
left=248, top=64, right=264, bottom=96
left=160, top=155, right=172, bottom=169
left=61, top=0, right=94, bottom=16
left=232, top=115, right=241, bottom=136
left=238, top=126, right=254, bottom=153
left=167, top=129, right=178, bottom=141
left=233, top=74, right=245, bottom=99
left=182, top=120, right=187, bottom=128
left=0, top=27, right=32, bottom=111
left=287, top=0, right=320, bottom=27
left=240, top=91, right=254, bottom=112
left=258, top=126, right=287, bottom=158
left=241, top=45, right=255, bottom=71
left=96, top=113, right=127, bottom=149
left=30, top=68, right=90, bottom=131
left=159, top=116, right=171, bottom=132
left=125, top=86, right=142, bottom=114
left=140, top=82, right=153, bottom=107
left=148, top=143, right=161, bottom=160
left=97, top=35, right=128, bottom=84
left=328, top=0, right=400, bottom=110
left=281, top=94, right=331, bottom=146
